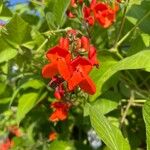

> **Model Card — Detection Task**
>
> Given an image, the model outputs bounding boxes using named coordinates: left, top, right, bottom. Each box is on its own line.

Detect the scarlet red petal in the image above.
left=88, top=46, right=99, bottom=66
left=68, top=70, right=83, bottom=91
left=57, top=58, right=71, bottom=80
left=86, top=16, right=95, bottom=26
left=46, top=46, right=69, bottom=60
left=83, top=6, right=91, bottom=18
left=59, top=37, right=69, bottom=50
left=90, top=0, right=97, bottom=10
left=42, top=62, right=58, bottom=78
left=71, top=56, right=92, bottom=74
left=79, top=76, right=96, bottom=95
left=81, top=36, right=90, bottom=51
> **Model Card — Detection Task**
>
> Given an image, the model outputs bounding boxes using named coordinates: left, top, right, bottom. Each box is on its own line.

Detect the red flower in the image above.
left=42, top=46, right=71, bottom=80
left=68, top=56, right=96, bottom=94
left=93, top=2, right=116, bottom=28
left=83, top=6, right=95, bottom=26
left=88, top=46, right=99, bottom=67
left=49, top=101, right=71, bottom=122
left=49, top=131, right=57, bottom=141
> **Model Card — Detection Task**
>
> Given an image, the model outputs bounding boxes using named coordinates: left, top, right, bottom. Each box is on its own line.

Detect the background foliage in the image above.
left=0, top=0, right=150, bottom=149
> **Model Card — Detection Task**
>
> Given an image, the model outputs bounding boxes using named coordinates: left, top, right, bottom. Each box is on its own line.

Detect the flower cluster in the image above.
left=42, top=30, right=98, bottom=123
left=83, top=0, right=120, bottom=28
left=67, top=0, right=120, bottom=28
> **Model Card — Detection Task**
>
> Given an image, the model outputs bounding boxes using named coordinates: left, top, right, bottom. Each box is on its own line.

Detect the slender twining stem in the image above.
left=116, top=11, right=150, bottom=47
left=120, top=90, right=134, bottom=126
left=43, top=27, right=72, bottom=36
left=114, top=0, right=130, bottom=47
left=36, top=38, right=48, bottom=52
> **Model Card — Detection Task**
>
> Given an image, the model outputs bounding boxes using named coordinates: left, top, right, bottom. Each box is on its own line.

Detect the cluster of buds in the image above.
left=42, top=30, right=99, bottom=123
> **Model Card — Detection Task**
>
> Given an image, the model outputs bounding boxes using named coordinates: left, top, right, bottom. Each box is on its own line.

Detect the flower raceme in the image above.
left=42, top=31, right=99, bottom=123
left=83, top=0, right=120, bottom=28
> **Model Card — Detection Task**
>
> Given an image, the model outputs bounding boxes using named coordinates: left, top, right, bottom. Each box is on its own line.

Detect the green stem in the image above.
left=133, top=100, right=146, bottom=103
left=114, top=0, right=130, bottom=47
left=116, top=11, right=150, bottom=47
left=120, top=90, right=134, bottom=126
left=36, top=38, right=48, bottom=52
left=43, top=27, right=72, bottom=36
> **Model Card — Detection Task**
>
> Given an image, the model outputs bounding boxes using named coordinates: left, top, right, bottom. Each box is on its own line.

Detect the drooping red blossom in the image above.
left=49, top=101, right=71, bottom=122
left=42, top=46, right=71, bottom=80
left=49, top=131, right=57, bottom=141
left=83, top=6, right=95, bottom=26
left=68, top=56, right=96, bottom=94
left=93, top=2, right=116, bottom=28
left=88, top=46, right=99, bottom=67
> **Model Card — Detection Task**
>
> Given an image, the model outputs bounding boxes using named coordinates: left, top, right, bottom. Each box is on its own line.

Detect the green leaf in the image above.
left=17, top=92, right=38, bottom=124
left=46, top=12, right=56, bottom=29
left=53, top=0, right=70, bottom=27
left=90, top=50, right=150, bottom=101
left=10, top=79, right=44, bottom=106
left=127, top=1, right=150, bottom=33
left=143, top=100, right=150, bottom=149
left=0, top=47, right=17, bottom=63
left=2, top=14, right=32, bottom=46
left=0, top=1, right=12, bottom=20
left=49, top=140, right=75, bottom=150
left=90, top=105, right=130, bottom=150
left=0, top=37, right=17, bottom=63
left=84, top=92, right=121, bottom=116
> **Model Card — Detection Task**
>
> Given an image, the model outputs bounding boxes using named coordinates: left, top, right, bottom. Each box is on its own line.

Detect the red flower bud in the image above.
left=81, top=36, right=90, bottom=51
left=59, top=37, right=69, bottom=50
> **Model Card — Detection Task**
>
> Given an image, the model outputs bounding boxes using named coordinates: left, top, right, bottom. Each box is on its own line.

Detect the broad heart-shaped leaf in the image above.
left=90, top=50, right=150, bottom=101
left=90, top=105, right=130, bottom=150
left=53, top=0, right=70, bottom=27
left=0, top=37, right=17, bottom=63
left=143, top=100, right=150, bottom=150
left=17, top=92, right=39, bottom=124
left=2, top=14, right=32, bottom=46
